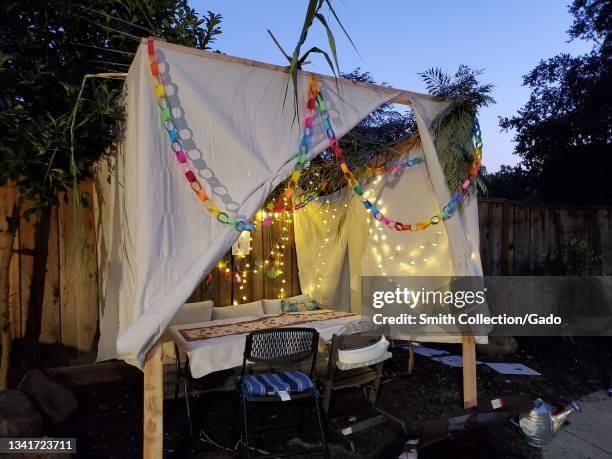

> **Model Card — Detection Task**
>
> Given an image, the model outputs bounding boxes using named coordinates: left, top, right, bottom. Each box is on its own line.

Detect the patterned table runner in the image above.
left=178, top=311, right=356, bottom=342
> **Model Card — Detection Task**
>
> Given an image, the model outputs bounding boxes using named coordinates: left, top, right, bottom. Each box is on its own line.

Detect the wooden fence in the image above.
left=1, top=182, right=98, bottom=368
left=2, top=186, right=611, bottom=368
left=478, top=198, right=612, bottom=276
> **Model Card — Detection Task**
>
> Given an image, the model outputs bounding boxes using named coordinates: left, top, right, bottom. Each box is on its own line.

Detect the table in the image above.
left=168, top=310, right=362, bottom=378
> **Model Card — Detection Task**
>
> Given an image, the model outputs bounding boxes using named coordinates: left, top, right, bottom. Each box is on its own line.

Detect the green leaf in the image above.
left=315, top=13, right=339, bottom=74
left=266, top=30, right=291, bottom=63
left=298, top=47, right=336, bottom=77
left=324, top=0, right=360, bottom=56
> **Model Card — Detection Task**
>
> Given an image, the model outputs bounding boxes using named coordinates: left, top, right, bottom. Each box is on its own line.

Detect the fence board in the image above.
left=59, top=184, right=98, bottom=363
left=597, top=210, right=612, bottom=275
left=501, top=201, right=514, bottom=275
left=248, top=227, right=264, bottom=302
left=477, top=201, right=491, bottom=274
left=0, top=183, right=21, bottom=338
left=528, top=206, right=546, bottom=273
left=18, top=213, right=35, bottom=338
left=489, top=202, right=503, bottom=275
left=39, top=206, right=60, bottom=345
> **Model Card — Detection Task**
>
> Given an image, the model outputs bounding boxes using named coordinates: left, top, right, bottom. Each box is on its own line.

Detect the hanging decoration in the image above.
left=314, top=86, right=483, bottom=231
left=146, top=39, right=255, bottom=232
left=367, top=154, right=426, bottom=174
left=232, top=230, right=252, bottom=257
left=148, top=37, right=483, bottom=236
left=266, top=267, right=281, bottom=279
left=272, top=76, right=320, bottom=213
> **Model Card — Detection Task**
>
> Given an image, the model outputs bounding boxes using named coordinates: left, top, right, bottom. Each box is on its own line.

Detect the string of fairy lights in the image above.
left=217, top=159, right=451, bottom=303
left=214, top=210, right=293, bottom=303
left=306, top=176, right=447, bottom=299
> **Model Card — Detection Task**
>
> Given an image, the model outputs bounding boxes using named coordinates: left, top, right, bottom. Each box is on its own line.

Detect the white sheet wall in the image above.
left=294, top=97, right=485, bottom=343
left=95, top=40, right=401, bottom=367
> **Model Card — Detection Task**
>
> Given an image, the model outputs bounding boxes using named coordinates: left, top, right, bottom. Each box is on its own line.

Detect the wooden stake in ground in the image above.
left=143, top=340, right=163, bottom=459
left=462, top=335, right=477, bottom=408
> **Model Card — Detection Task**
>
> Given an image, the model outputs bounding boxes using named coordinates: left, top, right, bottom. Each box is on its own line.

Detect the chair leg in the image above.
left=174, top=344, right=181, bottom=400
left=230, top=388, right=241, bottom=448
left=242, top=398, right=251, bottom=459
left=184, top=375, right=193, bottom=436
left=314, top=396, right=329, bottom=459
left=322, top=384, right=332, bottom=415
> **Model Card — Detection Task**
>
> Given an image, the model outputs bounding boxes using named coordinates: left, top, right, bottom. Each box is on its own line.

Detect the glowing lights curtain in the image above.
left=294, top=95, right=485, bottom=344
left=94, top=40, right=399, bottom=366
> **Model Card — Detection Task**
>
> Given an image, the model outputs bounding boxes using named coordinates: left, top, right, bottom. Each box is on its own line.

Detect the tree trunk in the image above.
left=0, top=200, right=19, bottom=390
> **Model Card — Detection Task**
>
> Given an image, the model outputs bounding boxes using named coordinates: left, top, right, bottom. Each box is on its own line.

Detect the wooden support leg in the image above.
left=407, top=343, right=415, bottom=374
left=144, top=341, right=163, bottom=459
left=462, top=335, right=477, bottom=409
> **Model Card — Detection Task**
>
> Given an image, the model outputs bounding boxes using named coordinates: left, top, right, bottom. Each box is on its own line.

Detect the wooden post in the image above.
left=407, top=343, right=415, bottom=374
left=143, top=341, right=163, bottom=459
left=462, top=335, right=477, bottom=408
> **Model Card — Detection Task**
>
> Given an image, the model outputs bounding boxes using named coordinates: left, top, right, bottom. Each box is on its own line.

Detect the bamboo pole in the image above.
left=462, top=335, right=477, bottom=408
left=143, top=340, right=163, bottom=459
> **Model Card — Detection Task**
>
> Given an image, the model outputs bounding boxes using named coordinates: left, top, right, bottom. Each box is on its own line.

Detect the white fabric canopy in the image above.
left=294, top=97, right=485, bottom=343
left=94, top=40, right=400, bottom=367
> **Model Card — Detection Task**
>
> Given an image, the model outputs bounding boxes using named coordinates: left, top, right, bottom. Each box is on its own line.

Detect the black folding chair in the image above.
left=233, top=327, right=329, bottom=458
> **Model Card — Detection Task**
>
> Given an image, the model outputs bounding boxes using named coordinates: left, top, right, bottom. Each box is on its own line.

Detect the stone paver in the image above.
left=543, top=390, right=612, bottom=459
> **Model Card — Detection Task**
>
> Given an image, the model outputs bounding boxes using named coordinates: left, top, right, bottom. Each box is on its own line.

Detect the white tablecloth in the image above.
left=168, top=310, right=361, bottom=378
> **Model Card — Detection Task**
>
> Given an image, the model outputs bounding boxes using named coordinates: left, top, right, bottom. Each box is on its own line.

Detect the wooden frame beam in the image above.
left=142, top=38, right=434, bottom=107
left=143, top=341, right=163, bottom=459
left=462, top=335, right=477, bottom=408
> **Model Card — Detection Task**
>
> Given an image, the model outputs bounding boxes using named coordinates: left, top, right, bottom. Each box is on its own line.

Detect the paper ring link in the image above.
left=314, top=88, right=484, bottom=232
left=146, top=39, right=255, bottom=232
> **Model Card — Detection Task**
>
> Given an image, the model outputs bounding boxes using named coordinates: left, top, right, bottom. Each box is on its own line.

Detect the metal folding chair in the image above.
left=233, top=327, right=329, bottom=458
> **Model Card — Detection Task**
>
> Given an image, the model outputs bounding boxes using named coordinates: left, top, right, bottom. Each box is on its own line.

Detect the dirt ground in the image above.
left=50, top=337, right=611, bottom=458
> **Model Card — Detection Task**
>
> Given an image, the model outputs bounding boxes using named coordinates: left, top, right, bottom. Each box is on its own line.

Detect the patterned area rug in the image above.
left=178, top=311, right=356, bottom=342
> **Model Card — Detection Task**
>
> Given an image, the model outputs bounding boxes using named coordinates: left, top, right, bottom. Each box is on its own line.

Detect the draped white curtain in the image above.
left=94, top=40, right=400, bottom=367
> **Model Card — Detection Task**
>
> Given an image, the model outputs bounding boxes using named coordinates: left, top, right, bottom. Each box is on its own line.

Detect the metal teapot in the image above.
left=518, top=398, right=581, bottom=447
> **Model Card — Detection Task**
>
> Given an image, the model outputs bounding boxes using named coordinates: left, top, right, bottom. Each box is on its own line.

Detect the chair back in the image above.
left=243, top=327, right=319, bottom=376
left=326, top=323, right=389, bottom=378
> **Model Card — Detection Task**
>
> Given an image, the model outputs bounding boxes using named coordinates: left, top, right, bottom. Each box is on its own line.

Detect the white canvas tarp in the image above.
left=94, top=40, right=401, bottom=367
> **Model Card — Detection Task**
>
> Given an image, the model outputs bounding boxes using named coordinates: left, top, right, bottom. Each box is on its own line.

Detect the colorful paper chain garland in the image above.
left=147, top=38, right=483, bottom=232
left=271, top=77, right=321, bottom=213
left=367, top=154, right=426, bottom=174
left=315, top=89, right=483, bottom=231
left=146, top=39, right=255, bottom=232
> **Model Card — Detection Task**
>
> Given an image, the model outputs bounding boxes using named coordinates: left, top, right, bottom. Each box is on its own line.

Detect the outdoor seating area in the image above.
left=88, top=36, right=488, bottom=456
left=1, top=2, right=611, bottom=458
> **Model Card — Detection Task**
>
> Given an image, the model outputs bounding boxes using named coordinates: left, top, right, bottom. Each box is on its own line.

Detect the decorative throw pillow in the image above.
left=306, top=299, right=318, bottom=311
left=281, top=300, right=308, bottom=312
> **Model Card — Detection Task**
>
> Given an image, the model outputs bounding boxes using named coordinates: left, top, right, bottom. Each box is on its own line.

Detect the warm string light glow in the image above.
left=363, top=181, right=446, bottom=274
left=216, top=209, right=294, bottom=303
left=310, top=199, right=343, bottom=296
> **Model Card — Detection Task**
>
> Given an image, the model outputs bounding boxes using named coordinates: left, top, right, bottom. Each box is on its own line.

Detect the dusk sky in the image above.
left=191, top=1, right=592, bottom=171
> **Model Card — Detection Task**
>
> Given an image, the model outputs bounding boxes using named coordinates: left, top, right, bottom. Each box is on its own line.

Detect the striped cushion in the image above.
left=242, top=370, right=315, bottom=397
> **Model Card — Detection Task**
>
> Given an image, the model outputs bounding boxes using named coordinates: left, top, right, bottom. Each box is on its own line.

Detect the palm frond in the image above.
left=420, top=66, right=495, bottom=194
